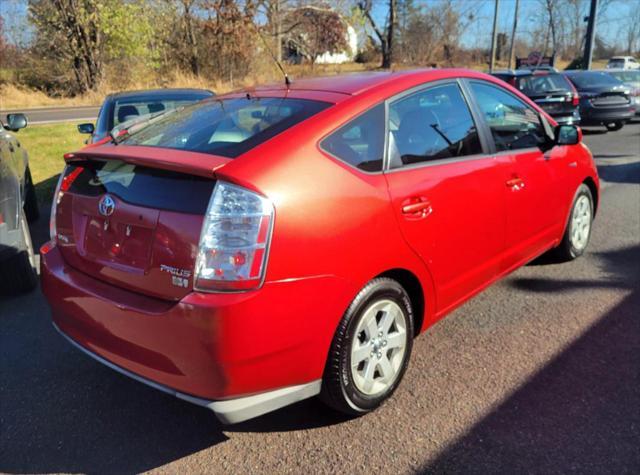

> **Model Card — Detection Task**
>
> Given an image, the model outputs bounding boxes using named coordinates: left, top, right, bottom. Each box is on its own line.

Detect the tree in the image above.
left=622, top=6, right=640, bottom=55
left=358, top=0, right=396, bottom=68
left=27, top=0, right=156, bottom=94
left=200, top=0, right=257, bottom=83
left=282, top=6, right=348, bottom=66
left=29, top=0, right=104, bottom=93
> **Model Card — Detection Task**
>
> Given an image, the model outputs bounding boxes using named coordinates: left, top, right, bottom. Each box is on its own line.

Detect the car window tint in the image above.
left=470, top=82, right=545, bottom=152
left=121, top=97, right=331, bottom=158
left=388, top=83, right=482, bottom=167
left=320, top=104, right=385, bottom=172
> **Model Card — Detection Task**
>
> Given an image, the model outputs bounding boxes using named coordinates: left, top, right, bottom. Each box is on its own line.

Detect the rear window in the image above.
left=64, top=160, right=216, bottom=214
left=607, top=59, right=625, bottom=68
left=566, top=72, right=622, bottom=88
left=109, top=93, right=212, bottom=130
left=516, top=74, right=571, bottom=94
left=120, top=97, right=331, bottom=158
left=607, top=70, right=640, bottom=83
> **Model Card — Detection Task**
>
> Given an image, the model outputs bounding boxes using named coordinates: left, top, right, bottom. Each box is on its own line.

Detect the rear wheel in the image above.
left=555, top=184, right=594, bottom=261
left=0, top=210, right=38, bottom=295
left=605, top=121, right=624, bottom=132
left=320, top=278, right=414, bottom=416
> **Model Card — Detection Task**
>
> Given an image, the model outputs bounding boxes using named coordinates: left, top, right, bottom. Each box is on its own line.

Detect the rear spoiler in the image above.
left=64, top=145, right=231, bottom=179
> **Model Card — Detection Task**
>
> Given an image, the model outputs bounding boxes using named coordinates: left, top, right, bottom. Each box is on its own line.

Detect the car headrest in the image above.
left=117, top=105, right=140, bottom=124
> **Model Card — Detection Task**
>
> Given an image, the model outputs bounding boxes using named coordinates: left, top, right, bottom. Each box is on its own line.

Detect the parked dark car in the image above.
left=78, top=88, right=214, bottom=143
left=0, top=113, right=39, bottom=295
left=492, top=70, right=580, bottom=125
left=563, top=71, right=634, bottom=131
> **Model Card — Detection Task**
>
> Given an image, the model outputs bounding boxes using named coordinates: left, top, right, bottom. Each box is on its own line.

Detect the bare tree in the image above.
left=621, top=5, right=640, bottom=55
left=180, top=0, right=201, bottom=75
left=282, top=6, right=348, bottom=66
left=358, top=0, right=396, bottom=68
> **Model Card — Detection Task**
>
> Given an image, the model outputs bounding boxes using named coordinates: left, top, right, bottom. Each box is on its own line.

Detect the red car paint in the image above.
left=41, top=69, right=599, bottom=414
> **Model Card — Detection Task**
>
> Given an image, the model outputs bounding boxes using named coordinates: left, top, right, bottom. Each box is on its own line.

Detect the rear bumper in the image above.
left=41, top=245, right=352, bottom=422
left=53, top=322, right=320, bottom=424
left=579, top=104, right=634, bottom=124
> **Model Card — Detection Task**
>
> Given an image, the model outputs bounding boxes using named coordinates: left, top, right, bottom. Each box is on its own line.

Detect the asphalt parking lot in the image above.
left=1, top=122, right=639, bottom=474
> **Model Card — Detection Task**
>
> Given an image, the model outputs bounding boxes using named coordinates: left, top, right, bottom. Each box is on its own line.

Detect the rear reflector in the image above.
left=49, top=168, right=67, bottom=241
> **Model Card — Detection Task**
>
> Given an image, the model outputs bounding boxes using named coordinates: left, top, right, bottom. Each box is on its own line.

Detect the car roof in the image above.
left=106, top=88, right=214, bottom=100
left=248, top=68, right=495, bottom=98
left=609, top=56, right=636, bottom=60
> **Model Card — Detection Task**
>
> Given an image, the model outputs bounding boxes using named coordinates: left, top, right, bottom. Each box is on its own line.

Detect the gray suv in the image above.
left=0, top=113, right=39, bottom=295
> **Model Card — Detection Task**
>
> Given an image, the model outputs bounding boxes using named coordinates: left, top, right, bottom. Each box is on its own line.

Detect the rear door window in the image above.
left=388, top=82, right=482, bottom=167
left=121, top=97, right=331, bottom=158
left=320, top=104, right=385, bottom=172
left=470, top=82, right=545, bottom=152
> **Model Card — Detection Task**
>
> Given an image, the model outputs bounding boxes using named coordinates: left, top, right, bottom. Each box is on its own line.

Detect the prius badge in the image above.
left=98, top=195, right=116, bottom=217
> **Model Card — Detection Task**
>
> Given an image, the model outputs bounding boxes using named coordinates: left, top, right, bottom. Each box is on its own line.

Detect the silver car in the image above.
left=0, top=113, right=39, bottom=295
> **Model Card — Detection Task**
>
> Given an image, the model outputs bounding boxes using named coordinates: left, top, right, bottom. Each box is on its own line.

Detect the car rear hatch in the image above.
left=53, top=146, right=230, bottom=300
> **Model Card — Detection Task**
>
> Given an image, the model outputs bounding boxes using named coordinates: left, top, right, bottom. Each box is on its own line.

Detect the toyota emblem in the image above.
left=98, top=195, right=116, bottom=217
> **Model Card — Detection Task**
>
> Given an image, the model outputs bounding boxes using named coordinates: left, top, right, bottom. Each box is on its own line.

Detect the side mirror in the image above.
left=6, top=113, right=28, bottom=132
left=78, top=123, right=95, bottom=134
left=555, top=124, right=581, bottom=146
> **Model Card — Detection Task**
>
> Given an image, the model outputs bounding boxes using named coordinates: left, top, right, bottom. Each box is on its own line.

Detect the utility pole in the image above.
left=583, top=0, right=598, bottom=70
left=490, top=0, right=500, bottom=72
left=508, top=0, right=520, bottom=70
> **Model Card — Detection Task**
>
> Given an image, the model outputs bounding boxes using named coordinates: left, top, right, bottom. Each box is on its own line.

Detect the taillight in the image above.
left=572, top=94, right=580, bottom=106
left=49, top=168, right=67, bottom=241
left=194, top=181, right=274, bottom=292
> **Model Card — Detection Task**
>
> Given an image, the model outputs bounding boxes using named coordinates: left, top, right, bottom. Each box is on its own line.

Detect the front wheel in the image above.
left=554, top=184, right=594, bottom=261
left=320, top=278, right=414, bottom=416
left=605, top=121, right=624, bottom=131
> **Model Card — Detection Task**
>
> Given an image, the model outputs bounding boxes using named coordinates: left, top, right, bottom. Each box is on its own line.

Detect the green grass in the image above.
left=16, top=123, right=86, bottom=205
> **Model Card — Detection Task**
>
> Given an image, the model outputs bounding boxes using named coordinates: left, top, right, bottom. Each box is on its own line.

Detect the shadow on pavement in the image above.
left=424, top=244, right=640, bottom=474
left=596, top=160, right=640, bottom=185
left=0, top=208, right=348, bottom=473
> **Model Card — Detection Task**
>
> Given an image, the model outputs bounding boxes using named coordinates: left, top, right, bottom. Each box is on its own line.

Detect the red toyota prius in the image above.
left=41, top=69, right=599, bottom=424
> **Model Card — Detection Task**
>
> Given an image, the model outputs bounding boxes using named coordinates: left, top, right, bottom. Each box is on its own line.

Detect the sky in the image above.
left=1, top=0, right=638, bottom=50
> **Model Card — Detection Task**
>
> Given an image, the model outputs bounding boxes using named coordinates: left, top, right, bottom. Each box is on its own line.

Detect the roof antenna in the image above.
left=254, top=23, right=291, bottom=88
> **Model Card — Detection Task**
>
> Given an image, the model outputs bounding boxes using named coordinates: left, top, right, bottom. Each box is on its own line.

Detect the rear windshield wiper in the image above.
left=109, top=108, right=179, bottom=145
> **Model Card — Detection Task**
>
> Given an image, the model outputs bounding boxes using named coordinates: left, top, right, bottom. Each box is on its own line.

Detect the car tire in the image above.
left=320, top=277, right=414, bottom=416
left=0, top=210, right=38, bottom=295
left=605, top=121, right=624, bottom=132
left=554, top=184, right=594, bottom=261
left=24, top=167, right=40, bottom=223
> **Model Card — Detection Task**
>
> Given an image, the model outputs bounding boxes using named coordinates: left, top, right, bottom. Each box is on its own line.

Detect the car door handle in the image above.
left=401, top=197, right=433, bottom=219
left=506, top=177, right=525, bottom=190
